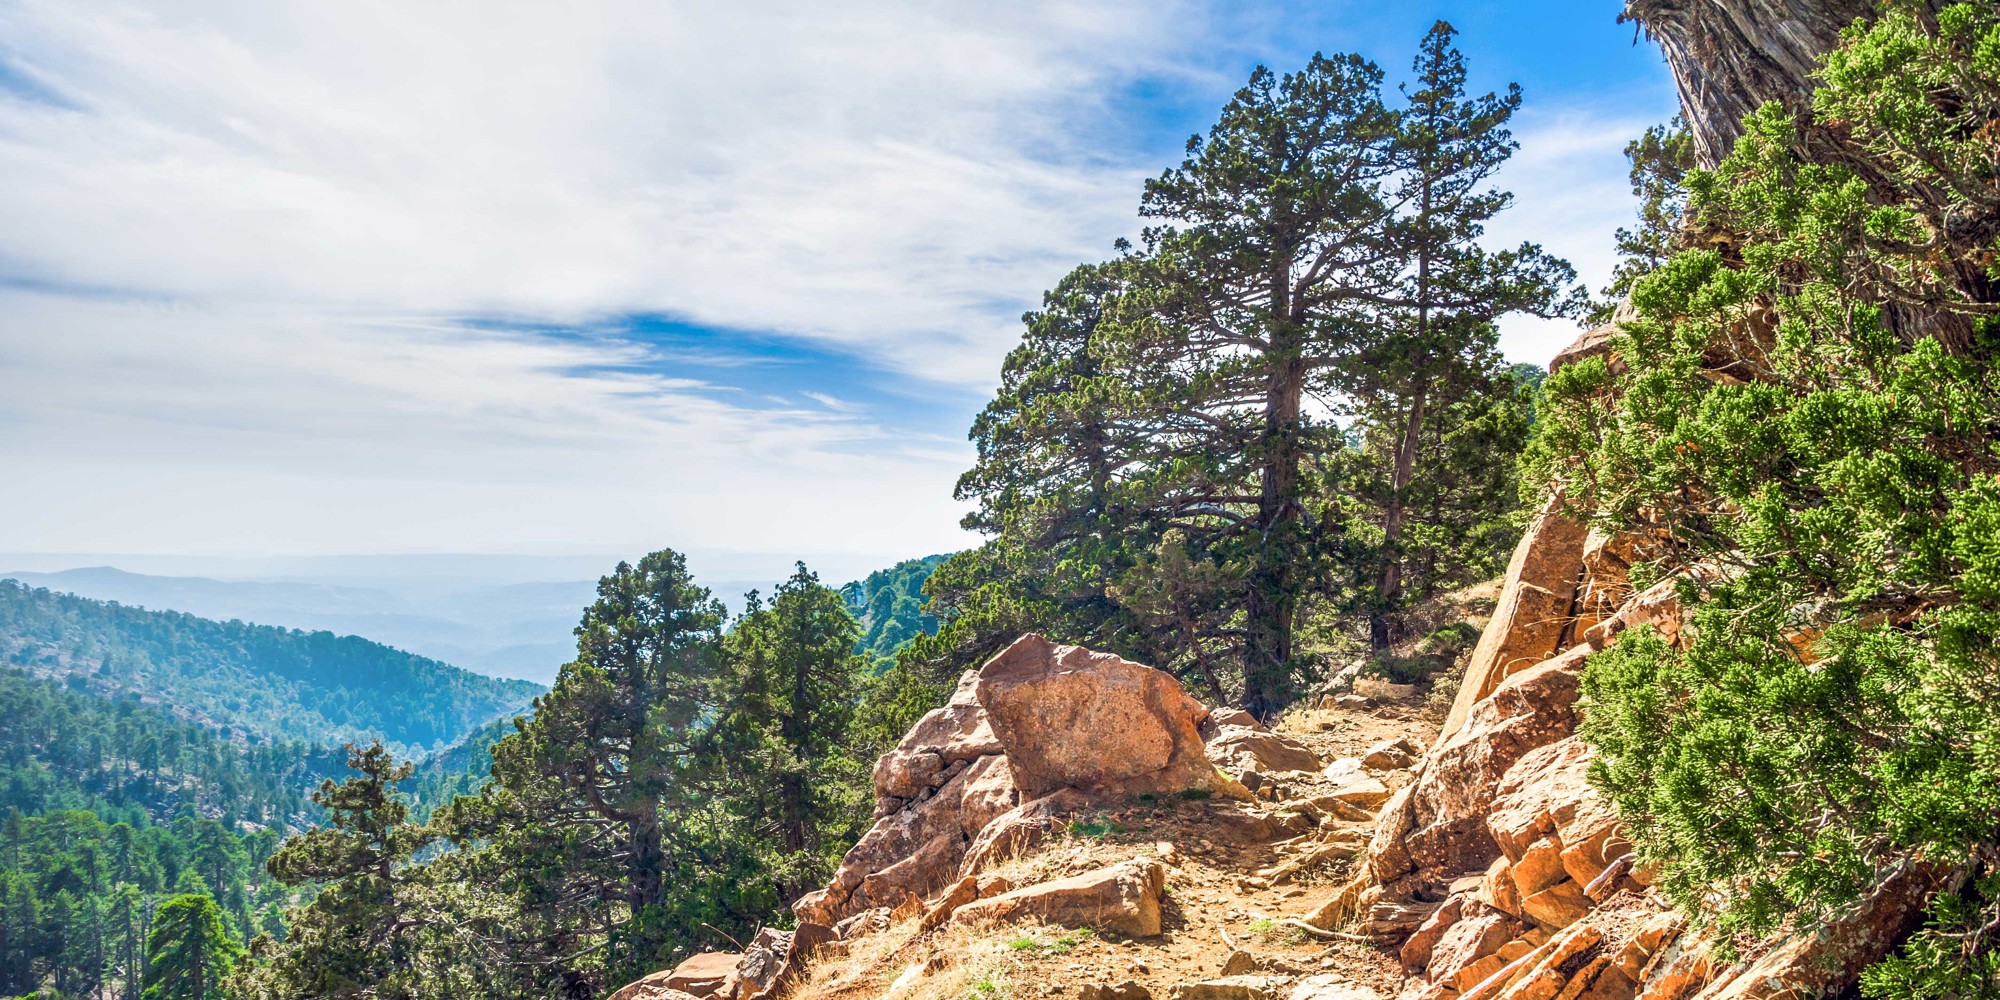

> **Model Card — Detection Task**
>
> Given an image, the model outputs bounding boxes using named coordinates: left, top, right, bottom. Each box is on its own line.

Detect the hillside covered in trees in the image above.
left=841, top=555, right=947, bottom=669
left=0, top=581, right=542, bottom=753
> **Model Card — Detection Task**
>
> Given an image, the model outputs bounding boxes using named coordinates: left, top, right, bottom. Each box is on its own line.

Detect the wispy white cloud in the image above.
left=1489, top=106, right=1663, bottom=362
left=0, top=0, right=1210, bottom=384
left=0, top=288, right=966, bottom=557
left=0, top=0, right=1674, bottom=561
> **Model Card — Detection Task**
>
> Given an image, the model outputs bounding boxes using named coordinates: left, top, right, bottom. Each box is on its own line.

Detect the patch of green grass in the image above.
left=1066, top=818, right=1125, bottom=839
left=1005, top=926, right=1095, bottom=957
left=1246, top=916, right=1308, bottom=945
left=967, top=973, right=1008, bottom=999
left=1177, top=788, right=1213, bottom=801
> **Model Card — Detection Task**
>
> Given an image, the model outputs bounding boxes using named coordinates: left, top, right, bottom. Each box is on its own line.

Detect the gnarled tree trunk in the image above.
left=1624, top=0, right=1875, bottom=167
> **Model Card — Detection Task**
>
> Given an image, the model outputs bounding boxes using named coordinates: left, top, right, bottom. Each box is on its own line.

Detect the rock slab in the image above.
left=950, top=857, right=1167, bottom=937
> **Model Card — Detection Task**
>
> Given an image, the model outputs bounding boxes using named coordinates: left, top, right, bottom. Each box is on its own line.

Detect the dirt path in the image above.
left=790, top=692, right=1440, bottom=1000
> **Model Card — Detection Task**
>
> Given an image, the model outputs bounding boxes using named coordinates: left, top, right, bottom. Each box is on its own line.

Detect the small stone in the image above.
left=1080, top=982, right=1153, bottom=1000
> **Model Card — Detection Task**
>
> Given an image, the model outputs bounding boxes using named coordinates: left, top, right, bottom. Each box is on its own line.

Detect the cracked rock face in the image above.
left=976, top=634, right=1220, bottom=800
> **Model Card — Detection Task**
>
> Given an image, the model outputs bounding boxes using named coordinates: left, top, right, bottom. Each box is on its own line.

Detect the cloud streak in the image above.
left=0, top=0, right=1677, bottom=561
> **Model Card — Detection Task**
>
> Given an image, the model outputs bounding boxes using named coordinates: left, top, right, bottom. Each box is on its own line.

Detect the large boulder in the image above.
left=951, top=857, right=1167, bottom=937
left=976, top=634, right=1220, bottom=799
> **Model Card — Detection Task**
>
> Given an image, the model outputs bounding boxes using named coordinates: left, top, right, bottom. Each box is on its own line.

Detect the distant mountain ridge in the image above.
left=0, top=566, right=592, bottom=683
left=0, top=580, right=542, bottom=754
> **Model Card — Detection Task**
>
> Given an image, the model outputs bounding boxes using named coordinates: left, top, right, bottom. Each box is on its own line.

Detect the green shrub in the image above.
left=1545, top=2, right=2000, bottom=993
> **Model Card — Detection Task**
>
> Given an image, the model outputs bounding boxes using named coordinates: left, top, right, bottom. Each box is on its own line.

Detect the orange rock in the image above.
left=870, top=670, right=1002, bottom=800
left=1208, top=725, right=1323, bottom=776
left=1610, top=911, right=1684, bottom=983
left=1423, top=906, right=1526, bottom=986
left=955, top=754, right=1019, bottom=837
left=1577, top=965, right=1637, bottom=1000
left=950, top=857, right=1167, bottom=937
left=976, top=635, right=1219, bottom=800
left=1455, top=953, right=1511, bottom=993
left=1324, top=758, right=1393, bottom=809
left=1689, top=863, right=1938, bottom=999
left=1554, top=956, right=1615, bottom=1000
left=1469, top=922, right=1601, bottom=1000
left=1581, top=578, right=1684, bottom=650
left=958, top=788, right=1089, bottom=876
left=1549, top=324, right=1617, bottom=374
left=1487, top=739, right=1628, bottom=892
left=1484, top=856, right=1524, bottom=918
left=1512, top=838, right=1569, bottom=898
left=1372, top=647, right=1591, bottom=885
left=1520, top=881, right=1592, bottom=932
left=1401, top=896, right=1465, bottom=971
left=607, top=969, right=707, bottom=1000
left=1441, top=494, right=1589, bottom=738
left=917, top=875, right=980, bottom=932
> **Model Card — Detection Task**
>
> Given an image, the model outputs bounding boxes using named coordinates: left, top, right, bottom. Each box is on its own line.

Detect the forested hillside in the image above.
left=0, top=581, right=542, bottom=753
left=400, top=715, right=516, bottom=820
left=840, top=555, right=947, bottom=668
left=0, top=669, right=348, bottom=829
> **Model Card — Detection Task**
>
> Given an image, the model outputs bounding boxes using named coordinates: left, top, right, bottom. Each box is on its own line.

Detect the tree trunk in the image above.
left=1628, top=0, right=1983, bottom=342
left=1623, top=0, right=1879, bottom=167
left=1371, top=386, right=1427, bottom=651
left=1244, top=273, right=1305, bottom=720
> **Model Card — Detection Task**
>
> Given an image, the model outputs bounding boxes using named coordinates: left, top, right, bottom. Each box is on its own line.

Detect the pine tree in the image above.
left=262, top=741, right=425, bottom=999
left=718, top=565, right=871, bottom=901
left=1113, top=52, right=1401, bottom=716
left=1351, top=21, right=1577, bottom=650
left=141, top=893, right=240, bottom=1000
left=928, top=260, right=1180, bottom=684
left=439, top=549, right=731, bottom=995
left=0, top=872, right=42, bottom=993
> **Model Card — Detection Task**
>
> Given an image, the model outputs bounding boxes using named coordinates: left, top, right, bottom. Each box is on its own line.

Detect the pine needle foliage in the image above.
left=1536, top=3, right=2000, bottom=994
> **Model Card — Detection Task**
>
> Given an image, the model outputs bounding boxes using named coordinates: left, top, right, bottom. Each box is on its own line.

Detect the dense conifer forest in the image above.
left=0, top=581, right=542, bottom=754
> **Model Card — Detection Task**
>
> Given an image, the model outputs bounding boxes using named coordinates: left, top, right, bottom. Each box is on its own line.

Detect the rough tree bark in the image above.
left=1626, top=0, right=1985, bottom=344
left=1623, top=0, right=1877, bottom=167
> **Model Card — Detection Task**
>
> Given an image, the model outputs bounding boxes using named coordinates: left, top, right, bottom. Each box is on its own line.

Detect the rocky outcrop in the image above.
left=794, top=635, right=1221, bottom=944
left=1371, top=645, right=1590, bottom=890
left=1332, top=323, right=1943, bottom=1000
left=1439, top=495, right=1588, bottom=738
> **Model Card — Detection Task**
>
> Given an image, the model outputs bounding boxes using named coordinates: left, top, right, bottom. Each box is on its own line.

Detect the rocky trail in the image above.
left=614, top=628, right=1468, bottom=1000
left=612, top=328, right=1926, bottom=1000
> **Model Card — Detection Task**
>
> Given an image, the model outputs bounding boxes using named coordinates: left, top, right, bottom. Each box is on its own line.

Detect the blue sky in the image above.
left=0, top=1, right=1678, bottom=578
